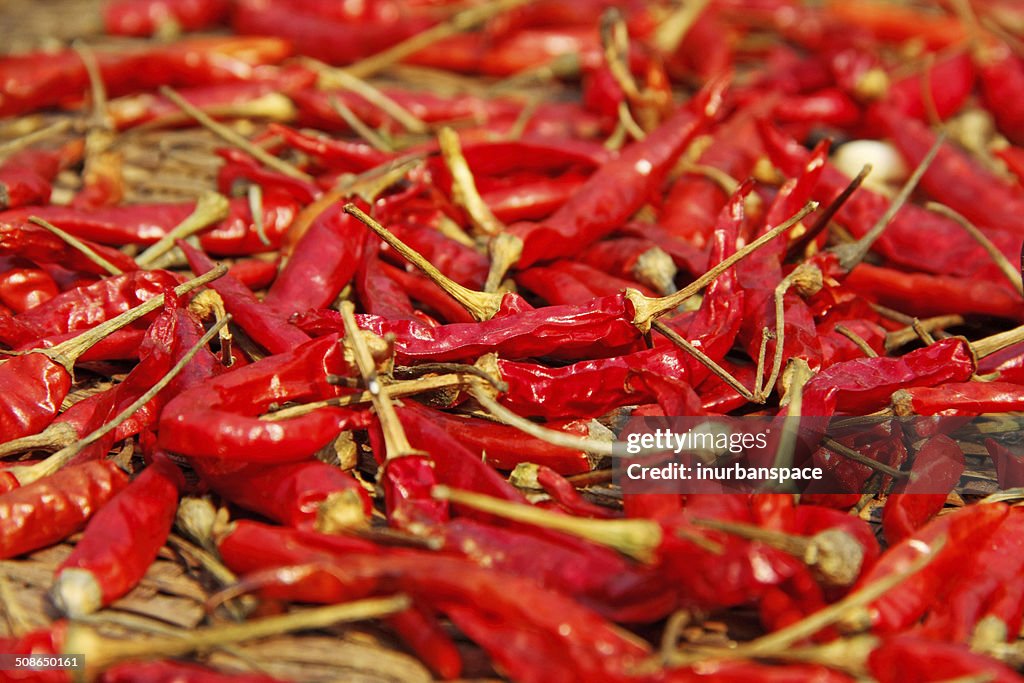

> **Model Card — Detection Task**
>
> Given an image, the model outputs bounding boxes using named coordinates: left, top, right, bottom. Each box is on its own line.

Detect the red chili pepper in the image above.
left=193, top=458, right=371, bottom=529
left=518, top=260, right=658, bottom=304
left=179, top=240, right=310, bottom=354
left=893, top=381, right=1024, bottom=416
left=0, top=267, right=58, bottom=313
left=881, top=434, right=964, bottom=545
left=877, top=106, right=1024, bottom=236
left=263, top=204, right=366, bottom=317
left=50, top=455, right=184, bottom=616
left=801, top=337, right=976, bottom=415
left=978, top=45, right=1024, bottom=146
left=881, top=51, right=975, bottom=123
left=157, top=333, right=364, bottom=462
left=0, top=36, right=291, bottom=117
left=823, top=0, right=965, bottom=49
left=868, top=634, right=1023, bottom=683
left=354, top=251, right=416, bottom=320
left=268, top=123, right=392, bottom=174
left=985, top=438, right=1024, bottom=489
left=400, top=401, right=593, bottom=475
left=227, top=257, right=279, bottom=290
left=856, top=502, right=1009, bottom=633
left=216, top=148, right=319, bottom=205
left=231, top=0, right=432, bottom=66
left=104, top=0, right=230, bottom=36
left=845, top=263, right=1024, bottom=319
left=507, top=79, right=723, bottom=267
left=0, top=622, right=68, bottom=683
left=0, top=219, right=139, bottom=277
left=0, top=460, right=129, bottom=558
left=515, top=463, right=614, bottom=518
left=375, top=260, right=476, bottom=324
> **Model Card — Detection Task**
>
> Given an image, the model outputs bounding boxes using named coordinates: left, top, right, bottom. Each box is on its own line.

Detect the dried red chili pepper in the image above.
left=50, top=454, right=184, bottom=616
left=868, top=634, right=1023, bottom=683
left=507, top=78, right=724, bottom=267
left=852, top=502, right=1009, bottom=634
left=0, top=267, right=58, bottom=313
left=0, top=219, right=139, bottom=277
left=157, top=332, right=364, bottom=462
left=893, top=381, right=1024, bottom=416
left=179, top=240, right=310, bottom=354
left=194, top=458, right=371, bottom=530
left=104, top=0, right=230, bottom=36
left=0, top=268, right=222, bottom=444
left=881, top=434, right=964, bottom=545
left=0, top=460, right=129, bottom=558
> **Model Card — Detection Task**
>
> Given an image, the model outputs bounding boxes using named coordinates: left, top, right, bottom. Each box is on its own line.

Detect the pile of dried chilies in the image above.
left=3, top=0, right=1024, bottom=680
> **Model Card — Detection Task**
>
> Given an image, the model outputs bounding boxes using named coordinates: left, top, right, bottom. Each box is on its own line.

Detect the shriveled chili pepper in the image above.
left=506, top=77, right=724, bottom=267
left=0, top=35, right=291, bottom=117
left=179, top=240, right=309, bottom=354
left=0, top=267, right=221, bottom=444
left=877, top=106, right=1024, bottom=236
left=262, top=204, right=367, bottom=317
left=104, top=0, right=230, bottom=37
left=853, top=502, right=1009, bottom=634
left=868, top=634, right=1024, bottom=683
left=157, top=332, right=366, bottom=462
left=511, top=463, right=613, bottom=518
left=918, top=507, right=1024, bottom=644
left=0, top=460, right=129, bottom=558
left=801, top=337, right=977, bottom=415
left=193, top=458, right=371, bottom=530
left=0, top=219, right=139, bottom=276
left=50, top=454, right=184, bottom=616
left=881, top=434, right=964, bottom=545
left=518, top=260, right=658, bottom=304
left=231, top=0, right=433, bottom=67
left=845, top=262, right=1024, bottom=319
left=893, top=381, right=1024, bottom=416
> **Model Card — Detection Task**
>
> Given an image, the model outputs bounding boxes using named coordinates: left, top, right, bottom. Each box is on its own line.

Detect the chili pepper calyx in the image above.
left=315, top=489, right=369, bottom=534
left=50, top=567, right=103, bottom=618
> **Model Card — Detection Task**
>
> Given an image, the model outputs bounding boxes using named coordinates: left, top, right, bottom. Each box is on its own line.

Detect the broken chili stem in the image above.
left=160, top=86, right=314, bottom=183
left=10, top=315, right=231, bottom=485
left=64, top=594, right=411, bottom=681
left=627, top=201, right=818, bottom=331
left=135, top=191, right=230, bottom=267
left=338, top=301, right=423, bottom=459
left=28, top=217, right=123, bottom=276
left=439, top=126, right=504, bottom=238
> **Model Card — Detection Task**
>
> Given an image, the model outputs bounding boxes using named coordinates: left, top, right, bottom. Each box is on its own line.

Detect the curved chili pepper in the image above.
left=179, top=240, right=309, bottom=354
left=268, top=123, right=391, bottom=174
left=157, top=333, right=362, bottom=462
left=0, top=460, right=129, bottom=558
left=802, top=337, right=976, bottom=415
left=0, top=267, right=58, bottom=313
left=104, top=0, right=230, bottom=36
left=2, top=266, right=180, bottom=344
left=507, top=79, right=723, bottom=267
